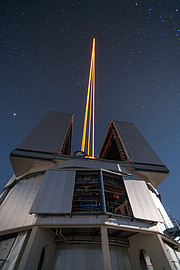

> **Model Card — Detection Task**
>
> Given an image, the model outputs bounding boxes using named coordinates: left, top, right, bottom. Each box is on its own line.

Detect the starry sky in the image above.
left=0, top=0, right=180, bottom=219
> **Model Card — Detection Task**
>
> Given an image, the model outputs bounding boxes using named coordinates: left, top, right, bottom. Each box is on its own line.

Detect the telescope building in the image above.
left=0, top=111, right=179, bottom=270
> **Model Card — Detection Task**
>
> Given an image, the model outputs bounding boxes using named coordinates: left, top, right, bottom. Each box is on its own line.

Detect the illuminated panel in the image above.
left=72, top=171, right=102, bottom=213
left=103, top=172, right=133, bottom=216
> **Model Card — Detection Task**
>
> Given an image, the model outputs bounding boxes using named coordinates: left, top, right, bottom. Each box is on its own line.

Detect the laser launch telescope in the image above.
left=0, top=39, right=180, bottom=270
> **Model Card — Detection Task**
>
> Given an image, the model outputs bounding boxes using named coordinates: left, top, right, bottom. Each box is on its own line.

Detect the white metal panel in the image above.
left=53, top=243, right=131, bottom=270
left=30, top=170, right=76, bottom=214
left=53, top=243, right=103, bottom=270
left=110, top=245, right=131, bottom=270
left=148, top=188, right=173, bottom=233
left=124, top=180, right=163, bottom=222
left=0, top=174, right=43, bottom=232
left=3, top=232, right=27, bottom=270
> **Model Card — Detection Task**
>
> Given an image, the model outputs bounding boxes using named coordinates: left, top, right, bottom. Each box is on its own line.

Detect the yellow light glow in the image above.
left=81, top=38, right=95, bottom=158
left=87, top=83, right=92, bottom=155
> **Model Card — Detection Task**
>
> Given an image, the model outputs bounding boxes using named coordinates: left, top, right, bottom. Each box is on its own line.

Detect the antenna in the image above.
left=81, top=38, right=95, bottom=158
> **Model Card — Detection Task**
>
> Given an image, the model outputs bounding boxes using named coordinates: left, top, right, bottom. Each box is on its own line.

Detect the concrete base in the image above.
left=18, top=227, right=55, bottom=270
left=128, top=233, right=173, bottom=270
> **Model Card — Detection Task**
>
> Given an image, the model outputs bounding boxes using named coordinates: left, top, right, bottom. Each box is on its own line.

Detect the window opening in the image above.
left=0, top=233, right=17, bottom=268
left=72, top=171, right=103, bottom=213
left=140, top=249, right=154, bottom=270
left=37, top=246, right=46, bottom=270
left=103, top=173, right=133, bottom=217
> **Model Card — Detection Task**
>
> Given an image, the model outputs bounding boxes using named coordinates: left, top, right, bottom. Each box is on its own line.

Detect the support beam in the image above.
left=101, top=226, right=112, bottom=270
left=100, top=170, right=107, bottom=213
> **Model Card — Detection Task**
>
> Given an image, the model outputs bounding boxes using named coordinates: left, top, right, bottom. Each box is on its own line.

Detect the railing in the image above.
left=164, top=215, right=180, bottom=240
left=169, top=215, right=180, bottom=229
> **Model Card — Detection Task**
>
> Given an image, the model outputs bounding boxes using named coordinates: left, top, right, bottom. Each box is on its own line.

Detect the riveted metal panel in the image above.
left=124, top=179, right=163, bottom=222
left=110, top=245, right=131, bottom=270
left=114, top=121, right=164, bottom=165
left=30, top=170, right=76, bottom=214
left=17, top=111, right=73, bottom=154
left=53, top=243, right=103, bottom=270
left=53, top=243, right=131, bottom=270
left=0, top=174, right=43, bottom=232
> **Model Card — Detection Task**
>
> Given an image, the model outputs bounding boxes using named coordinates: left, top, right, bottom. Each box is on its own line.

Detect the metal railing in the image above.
left=164, top=215, right=180, bottom=239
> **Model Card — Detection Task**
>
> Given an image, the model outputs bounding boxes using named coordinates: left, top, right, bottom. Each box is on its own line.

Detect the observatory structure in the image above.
left=0, top=111, right=180, bottom=270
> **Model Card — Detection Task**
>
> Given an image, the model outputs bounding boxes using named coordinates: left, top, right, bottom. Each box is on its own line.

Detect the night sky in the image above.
left=1, top=0, right=180, bottom=219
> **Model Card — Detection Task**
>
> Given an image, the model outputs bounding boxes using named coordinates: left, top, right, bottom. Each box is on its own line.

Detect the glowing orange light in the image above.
left=81, top=38, right=95, bottom=158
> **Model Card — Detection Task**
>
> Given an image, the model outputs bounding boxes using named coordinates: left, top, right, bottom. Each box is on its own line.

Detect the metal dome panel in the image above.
left=30, top=170, right=76, bottom=214
left=99, top=120, right=164, bottom=166
left=17, top=111, right=73, bottom=155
